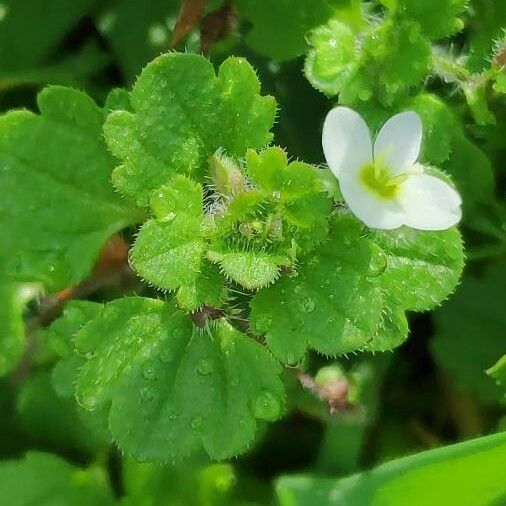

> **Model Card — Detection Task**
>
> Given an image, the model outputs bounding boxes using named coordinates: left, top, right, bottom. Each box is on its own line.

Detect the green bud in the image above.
left=209, top=151, right=247, bottom=196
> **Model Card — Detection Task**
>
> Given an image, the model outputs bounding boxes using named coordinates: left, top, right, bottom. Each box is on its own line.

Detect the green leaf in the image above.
left=207, top=147, right=331, bottom=289
left=0, top=452, right=115, bottom=506
left=75, top=297, right=285, bottom=461
left=236, top=0, right=332, bottom=61
left=432, top=261, right=506, bottom=404
left=306, top=19, right=432, bottom=105
left=367, top=226, right=464, bottom=312
left=48, top=300, right=104, bottom=359
left=276, top=432, right=506, bottom=506
left=207, top=250, right=289, bottom=290
left=408, top=94, right=456, bottom=165
left=250, top=213, right=386, bottom=363
left=121, top=458, right=236, bottom=506
left=104, top=53, right=276, bottom=206
left=251, top=212, right=463, bottom=363
left=47, top=300, right=104, bottom=397
left=130, top=175, right=225, bottom=310
left=381, top=0, right=467, bottom=40
left=305, top=20, right=357, bottom=96
left=0, top=86, right=140, bottom=291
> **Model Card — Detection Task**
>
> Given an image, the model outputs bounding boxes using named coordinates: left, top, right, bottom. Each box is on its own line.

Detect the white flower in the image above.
left=322, top=106, right=462, bottom=231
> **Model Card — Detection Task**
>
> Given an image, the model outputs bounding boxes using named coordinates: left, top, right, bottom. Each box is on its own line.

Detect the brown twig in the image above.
left=200, top=1, right=237, bottom=55
left=10, top=235, right=134, bottom=385
left=170, top=0, right=209, bottom=48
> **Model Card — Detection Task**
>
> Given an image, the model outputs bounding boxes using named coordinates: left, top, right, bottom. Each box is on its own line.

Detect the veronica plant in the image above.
left=0, top=51, right=464, bottom=463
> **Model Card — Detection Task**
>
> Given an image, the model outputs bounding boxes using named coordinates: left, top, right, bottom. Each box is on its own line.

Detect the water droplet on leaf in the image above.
left=197, top=359, right=213, bottom=376
left=253, top=391, right=282, bottom=421
left=298, top=297, right=315, bottom=313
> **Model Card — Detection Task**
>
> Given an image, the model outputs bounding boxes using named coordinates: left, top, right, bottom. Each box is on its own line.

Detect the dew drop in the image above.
left=368, top=250, right=388, bottom=277
left=253, top=391, right=282, bottom=421
left=160, top=348, right=172, bottom=363
left=298, top=297, right=315, bottom=313
left=143, top=365, right=157, bottom=381
left=197, top=359, right=213, bottom=376
left=140, top=386, right=156, bottom=402
left=190, top=416, right=203, bottom=430
left=172, top=327, right=185, bottom=339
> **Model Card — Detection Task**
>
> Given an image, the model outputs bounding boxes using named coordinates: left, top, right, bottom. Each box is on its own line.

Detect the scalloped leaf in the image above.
left=305, top=19, right=357, bottom=96
left=250, top=214, right=386, bottom=363
left=251, top=212, right=464, bottom=363
left=130, top=176, right=225, bottom=310
left=367, top=226, right=464, bottom=312
left=104, top=53, right=276, bottom=205
left=381, top=0, right=467, bottom=40
left=306, top=19, right=431, bottom=105
left=75, top=297, right=285, bottom=462
left=207, top=250, right=289, bottom=290
left=0, top=86, right=140, bottom=291
left=47, top=300, right=104, bottom=397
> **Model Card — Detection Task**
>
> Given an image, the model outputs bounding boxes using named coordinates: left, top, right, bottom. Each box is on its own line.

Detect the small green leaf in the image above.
left=367, top=226, right=464, bottom=312
left=381, top=0, right=467, bottom=40
left=130, top=176, right=225, bottom=310
left=306, top=19, right=432, bottom=105
left=250, top=214, right=385, bottom=363
left=305, top=19, right=357, bottom=96
left=0, top=86, right=140, bottom=291
left=207, top=250, right=289, bottom=290
left=75, top=297, right=284, bottom=461
left=276, top=432, right=506, bottom=506
left=0, top=452, right=115, bottom=506
left=236, top=0, right=332, bottom=61
left=104, top=53, right=276, bottom=206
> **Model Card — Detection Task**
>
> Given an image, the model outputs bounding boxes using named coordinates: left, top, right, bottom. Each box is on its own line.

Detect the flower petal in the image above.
left=374, top=111, right=422, bottom=174
left=399, top=174, right=462, bottom=231
left=339, top=175, right=405, bottom=230
left=322, top=106, right=373, bottom=178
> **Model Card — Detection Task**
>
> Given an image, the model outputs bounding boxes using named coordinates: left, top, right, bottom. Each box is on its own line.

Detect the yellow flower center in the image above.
left=359, top=160, right=407, bottom=200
